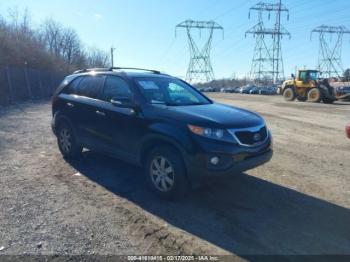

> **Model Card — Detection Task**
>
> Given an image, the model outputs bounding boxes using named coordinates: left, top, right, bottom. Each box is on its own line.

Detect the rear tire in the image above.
left=307, top=88, right=322, bottom=103
left=319, top=84, right=335, bottom=104
left=283, top=87, right=296, bottom=101
left=57, top=122, right=82, bottom=159
left=145, top=146, right=189, bottom=200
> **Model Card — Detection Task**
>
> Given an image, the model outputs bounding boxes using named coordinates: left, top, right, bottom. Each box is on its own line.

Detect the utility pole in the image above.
left=110, top=47, right=116, bottom=67
left=311, top=25, right=350, bottom=78
left=24, top=61, right=32, bottom=100
left=175, top=20, right=224, bottom=83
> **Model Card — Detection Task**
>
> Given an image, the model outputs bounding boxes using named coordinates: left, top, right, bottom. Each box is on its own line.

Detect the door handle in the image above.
left=95, top=110, right=106, bottom=116
left=66, top=102, right=74, bottom=108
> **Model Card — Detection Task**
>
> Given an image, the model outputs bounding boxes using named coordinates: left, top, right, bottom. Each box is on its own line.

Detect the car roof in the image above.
left=69, top=68, right=172, bottom=80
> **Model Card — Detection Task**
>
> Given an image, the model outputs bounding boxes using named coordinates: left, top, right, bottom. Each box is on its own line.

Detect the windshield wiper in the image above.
left=150, top=100, right=166, bottom=105
left=165, top=102, right=207, bottom=106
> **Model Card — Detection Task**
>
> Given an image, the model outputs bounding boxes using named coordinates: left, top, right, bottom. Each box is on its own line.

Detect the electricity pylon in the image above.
left=246, top=1, right=290, bottom=84
left=311, top=25, right=350, bottom=78
left=176, top=20, right=224, bottom=83
left=246, top=9, right=273, bottom=84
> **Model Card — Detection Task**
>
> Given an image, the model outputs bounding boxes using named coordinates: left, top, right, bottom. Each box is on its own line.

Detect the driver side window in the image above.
left=102, top=76, right=132, bottom=102
left=167, top=82, right=197, bottom=102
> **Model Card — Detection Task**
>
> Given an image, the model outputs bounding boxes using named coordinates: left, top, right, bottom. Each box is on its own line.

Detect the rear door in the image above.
left=72, top=75, right=105, bottom=145
left=57, top=77, right=83, bottom=135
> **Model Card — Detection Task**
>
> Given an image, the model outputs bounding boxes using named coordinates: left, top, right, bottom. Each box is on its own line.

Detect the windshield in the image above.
left=135, top=77, right=211, bottom=106
left=309, top=71, right=318, bottom=81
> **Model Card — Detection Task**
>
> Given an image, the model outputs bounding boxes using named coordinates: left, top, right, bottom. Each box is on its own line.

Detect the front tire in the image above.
left=145, top=146, right=189, bottom=200
left=57, top=122, right=82, bottom=158
left=283, top=87, right=296, bottom=101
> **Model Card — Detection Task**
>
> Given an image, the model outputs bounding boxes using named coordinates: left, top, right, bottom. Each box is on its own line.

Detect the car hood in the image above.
left=153, top=103, right=264, bottom=128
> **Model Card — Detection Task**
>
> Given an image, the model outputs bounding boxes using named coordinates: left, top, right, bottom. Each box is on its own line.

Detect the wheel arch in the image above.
left=282, top=85, right=297, bottom=101
left=283, top=84, right=296, bottom=91
left=53, top=112, right=78, bottom=140
left=139, top=134, right=187, bottom=166
left=139, top=134, right=194, bottom=186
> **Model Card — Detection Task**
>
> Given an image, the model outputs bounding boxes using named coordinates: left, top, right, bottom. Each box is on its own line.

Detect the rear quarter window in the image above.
left=76, top=75, right=104, bottom=98
left=60, top=75, right=105, bottom=98
left=62, top=77, right=82, bottom=94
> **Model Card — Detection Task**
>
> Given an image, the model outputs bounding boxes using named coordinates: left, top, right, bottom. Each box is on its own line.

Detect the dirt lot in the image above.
left=0, top=94, right=349, bottom=260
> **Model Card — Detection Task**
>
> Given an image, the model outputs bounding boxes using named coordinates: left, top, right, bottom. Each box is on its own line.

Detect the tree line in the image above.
left=0, top=8, right=109, bottom=73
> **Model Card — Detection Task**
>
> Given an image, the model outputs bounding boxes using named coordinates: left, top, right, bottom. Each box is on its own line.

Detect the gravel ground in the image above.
left=0, top=94, right=349, bottom=260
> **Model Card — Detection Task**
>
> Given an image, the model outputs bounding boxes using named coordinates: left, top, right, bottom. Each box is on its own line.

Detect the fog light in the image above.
left=210, top=156, right=220, bottom=165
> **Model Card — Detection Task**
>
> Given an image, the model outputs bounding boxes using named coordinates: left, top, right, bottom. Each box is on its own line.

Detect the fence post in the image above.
left=50, top=73, right=54, bottom=97
left=38, top=70, right=43, bottom=99
left=24, top=66, right=32, bottom=100
left=5, top=66, right=14, bottom=103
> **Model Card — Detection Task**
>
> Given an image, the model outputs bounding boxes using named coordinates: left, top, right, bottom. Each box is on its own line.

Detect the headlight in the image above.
left=188, top=124, right=235, bottom=143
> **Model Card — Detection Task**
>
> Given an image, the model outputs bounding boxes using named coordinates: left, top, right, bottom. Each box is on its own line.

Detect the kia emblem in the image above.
left=253, top=133, right=261, bottom=141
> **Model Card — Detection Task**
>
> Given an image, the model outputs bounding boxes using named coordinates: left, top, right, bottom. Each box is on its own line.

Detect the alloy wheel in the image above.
left=150, top=156, right=175, bottom=192
left=59, top=128, right=72, bottom=153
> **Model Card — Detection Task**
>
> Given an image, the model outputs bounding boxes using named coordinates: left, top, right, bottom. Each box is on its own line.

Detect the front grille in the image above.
left=234, top=126, right=267, bottom=146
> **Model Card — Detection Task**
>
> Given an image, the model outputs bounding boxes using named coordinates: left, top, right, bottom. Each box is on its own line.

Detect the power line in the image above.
left=214, top=0, right=254, bottom=21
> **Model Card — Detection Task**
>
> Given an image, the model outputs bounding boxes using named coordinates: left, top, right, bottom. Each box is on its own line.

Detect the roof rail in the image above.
left=73, top=68, right=110, bottom=74
left=73, top=67, right=162, bottom=75
left=109, top=67, right=161, bottom=74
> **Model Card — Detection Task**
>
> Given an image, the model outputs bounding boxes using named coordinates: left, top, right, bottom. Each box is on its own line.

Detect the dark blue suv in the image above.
left=52, top=67, right=273, bottom=199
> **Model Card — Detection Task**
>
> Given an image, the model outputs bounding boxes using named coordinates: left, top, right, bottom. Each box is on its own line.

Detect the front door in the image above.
left=93, top=76, right=142, bottom=161
left=296, top=71, right=313, bottom=96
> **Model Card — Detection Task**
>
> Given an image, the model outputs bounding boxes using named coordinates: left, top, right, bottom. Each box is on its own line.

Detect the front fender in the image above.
left=142, top=122, right=194, bottom=153
left=282, top=80, right=295, bottom=91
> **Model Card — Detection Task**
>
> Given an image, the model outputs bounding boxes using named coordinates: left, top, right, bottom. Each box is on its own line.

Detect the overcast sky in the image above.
left=1, top=0, right=350, bottom=79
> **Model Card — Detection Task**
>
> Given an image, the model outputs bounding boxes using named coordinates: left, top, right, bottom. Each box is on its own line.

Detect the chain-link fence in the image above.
left=0, top=65, right=65, bottom=105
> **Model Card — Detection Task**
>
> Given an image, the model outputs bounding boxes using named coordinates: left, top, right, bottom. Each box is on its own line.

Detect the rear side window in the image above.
left=77, top=75, right=104, bottom=98
left=64, top=77, right=82, bottom=94
left=102, top=76, right=132, bottom=102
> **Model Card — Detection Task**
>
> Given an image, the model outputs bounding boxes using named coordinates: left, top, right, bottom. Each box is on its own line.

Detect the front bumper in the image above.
left=184, top=132, right=273, bottom=187
left=189, top=149, right=273, bottom=178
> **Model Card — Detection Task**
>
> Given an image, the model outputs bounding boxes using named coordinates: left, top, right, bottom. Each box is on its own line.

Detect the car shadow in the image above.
left=66, top=150, right=350, bottom=260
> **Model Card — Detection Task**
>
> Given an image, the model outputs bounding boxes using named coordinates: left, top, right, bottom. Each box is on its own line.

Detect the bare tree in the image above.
left=40, top=18, right=64, bottom=57
left=86, top=47, right=109, bottom=68
left=7, top=7, right=32, bottom=39
left=61, top=28, right=81, bottom=65
left=0, top=7, right=109, bottom=72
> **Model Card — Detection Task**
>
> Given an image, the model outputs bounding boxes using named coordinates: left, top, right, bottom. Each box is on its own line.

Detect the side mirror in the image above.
left=110, top=96, right=135, bottom=109
left=291, top=73, right=295, bottom=79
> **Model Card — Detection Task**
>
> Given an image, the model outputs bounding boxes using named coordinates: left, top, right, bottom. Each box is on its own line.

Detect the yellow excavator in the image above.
left=279, top=69, right=349, bottom=104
